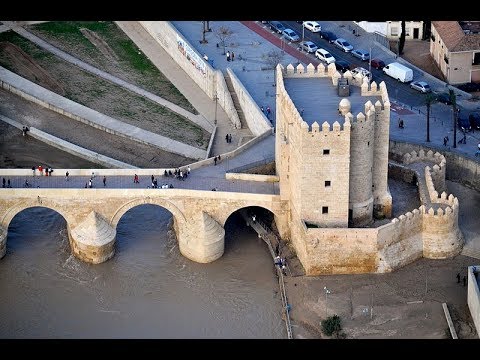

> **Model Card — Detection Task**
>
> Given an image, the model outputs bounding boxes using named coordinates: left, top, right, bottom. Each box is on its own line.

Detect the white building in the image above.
left=355, top=21, right=424, bottom=40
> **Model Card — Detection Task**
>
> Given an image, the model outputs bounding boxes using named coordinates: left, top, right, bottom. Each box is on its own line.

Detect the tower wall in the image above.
left=349, top=104, right=375, bottom=226
left=372, top=83, right=392, bottom=218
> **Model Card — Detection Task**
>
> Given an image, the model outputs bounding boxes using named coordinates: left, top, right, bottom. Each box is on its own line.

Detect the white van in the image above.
left=382, top=62, right=413, bottom=83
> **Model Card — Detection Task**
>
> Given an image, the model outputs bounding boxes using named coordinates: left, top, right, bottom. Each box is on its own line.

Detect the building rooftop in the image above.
left=283, top=77, right=381, bottom=126
left=433, top=21, right=480, bottom=52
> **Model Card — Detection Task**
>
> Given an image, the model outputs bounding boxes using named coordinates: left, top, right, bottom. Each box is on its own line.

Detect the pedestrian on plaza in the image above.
left=443, top=136, right=448, bottom=146
left=88, top=179, right=92, bottom=188
left=66, top=171, right=69, bottom=181
left=103, top=176, right=107, bottom=187
left=134, top=174, right=139, bottom=184
left=85, top=182, right=88, bottom=188
left=463, top=276, right=467, bottom=287
left=231, top=52, right=235, bottom=61
left=266, top=106, right=271, bottom=117
left=300, top=108, right=304, bottom=117
left=2, top=177, right=5, bottom=188
left=49, top=168, right=53, bottom=176
left=32, top=166, right=35, bottom=177
left=187, top=166, right=191, bottom=175
left=214, top=156, right=217, bottom=165
left=7, top=179, right=10, bottom=188
left=456, top=272, right=460, bottom=283
left=228, top=134, right=232, bottom=143
left=225, top=134, right=229, bottom=143
left=38, top=165, right=43, bottom=176
left=151, top=174, right=154, bottom=184
left=218, top=154, right=221, bottom=162
left=261, top=106, right=264, bottom=114
left=226, top=51, right=230, bottom=62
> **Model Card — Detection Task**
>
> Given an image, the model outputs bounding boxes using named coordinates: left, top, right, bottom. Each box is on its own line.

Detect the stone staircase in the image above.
left=223, top=71, right=248, bottom=130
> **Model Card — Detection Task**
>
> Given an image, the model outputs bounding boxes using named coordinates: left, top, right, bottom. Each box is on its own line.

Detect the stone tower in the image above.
left=275, top=63, right=392, bottom=232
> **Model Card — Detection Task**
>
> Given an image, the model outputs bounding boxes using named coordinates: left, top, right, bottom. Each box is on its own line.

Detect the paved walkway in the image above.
left=116, top=21, right=253, bottom=158
left=1, top=134, right=277, bottom=193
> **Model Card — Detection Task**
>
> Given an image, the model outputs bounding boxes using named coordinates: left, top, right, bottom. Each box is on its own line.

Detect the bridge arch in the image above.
left=110, top=197, right=186, bottom=230
left=220, top=204, right=280, bottom=228
left=1, top=200, right=71, bottom=230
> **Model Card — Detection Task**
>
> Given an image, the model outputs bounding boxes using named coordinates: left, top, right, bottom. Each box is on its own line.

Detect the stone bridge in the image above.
left=0, top=187, right=288, bottom=264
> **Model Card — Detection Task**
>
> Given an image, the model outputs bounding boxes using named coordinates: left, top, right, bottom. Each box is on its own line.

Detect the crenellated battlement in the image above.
left=402, top=149, right=446, bottom=168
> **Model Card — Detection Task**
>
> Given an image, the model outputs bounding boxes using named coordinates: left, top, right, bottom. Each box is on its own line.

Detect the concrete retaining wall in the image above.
left=226, top=68, right=272, bottom=135
left=467, top=265, right=480, bottom=338
left=390, top=139, right=480, bottom=191
left=0, top=66, right=206, bottom=160
left=215, top=71, right=241, bottom=129
left=225, top=173, right=278, bottom=182
left=139, top=21, right=240, bottom=128
left=0, top=115, right=136, bottom=169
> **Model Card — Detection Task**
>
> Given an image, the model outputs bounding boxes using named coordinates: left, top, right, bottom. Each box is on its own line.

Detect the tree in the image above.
left=200, top=21, right=208, bottom=44
left=449, top=88, right=458, bottom=148
left=214, top=26, right=234, bottom=55
left=425, top=92, right=437, bottom=142
left=262, top=49, right=284, bottom=85
left=321, top=314, right=343, bottom=337
left=398, top=21, right=406, bottom=55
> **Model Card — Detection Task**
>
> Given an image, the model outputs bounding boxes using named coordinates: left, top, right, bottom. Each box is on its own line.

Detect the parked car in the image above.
left=469, top=112, right=480, bottom=130
left=319, top=30, right=336, bottom=43
left=333, top=38, right=353, bottom=52
left=335, top=60, right=351, bottom=73
left=268, top=21, right=286, bottom=34
left=351, top=67, right=371, bottom=79
left=435, top=92, right=452, bottom=105
left=315, top=48, right=336, bottom=64
left=282, top=28, right=300, bottom=42
left=370, top=58, right=385, bottom=70
left=299, top=40, right=318, bottom=53
left=458, top=116, right=471, bottom=131
left=457, top=82, right=480, bottom=92
left=303, top=21, right=321, bottom=33
left=410, top=81, right=431, bottom=93
left=351, top=49, right=370, bottom=61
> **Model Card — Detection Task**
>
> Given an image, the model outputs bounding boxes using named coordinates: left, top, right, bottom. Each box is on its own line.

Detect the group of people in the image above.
left=261, top=105, right=272, bottom=119
left=2, top=177, right=11, bottom=188
left=213, top=155, right=222, bottom=165
left=225, top=134, right=233, bottom=143
left=274, top=255, right=288, bottom=276
left=226, top=50, right=235, bottom=62
left=34, top=165, right=54, bottom=176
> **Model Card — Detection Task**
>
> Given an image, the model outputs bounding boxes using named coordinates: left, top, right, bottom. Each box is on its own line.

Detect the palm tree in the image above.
left=449, top=88, right=458, bottom=148
left=425, top=92, right=436, bottom=142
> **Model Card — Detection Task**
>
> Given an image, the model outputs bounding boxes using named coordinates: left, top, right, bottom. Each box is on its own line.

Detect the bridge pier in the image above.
left=178, top=212, right=225, bottom=263
left=69, top=211, right=116, bottom=264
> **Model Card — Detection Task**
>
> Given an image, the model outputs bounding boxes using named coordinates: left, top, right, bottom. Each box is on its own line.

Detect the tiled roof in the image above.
left=433, top=21, right=480, bottom=52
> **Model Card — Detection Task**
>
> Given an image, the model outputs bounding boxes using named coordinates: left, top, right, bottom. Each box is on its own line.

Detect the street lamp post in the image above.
left=214, top=92, right=218, bottom=125
left=302, top=22, right=305, bottom=51
left=324, top=286, right=331, bottom=318
left=368, top=46, right=372, bottom=83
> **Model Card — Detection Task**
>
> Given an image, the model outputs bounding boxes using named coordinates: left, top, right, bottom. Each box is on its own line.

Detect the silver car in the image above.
left=410, top=81, right=431, bottom=93
left=282, top=28, right=300, bottom=42
left=351, top=49, right=370, bottom=61
left=299, top=40, right=318, bottom=53
left=334, top=38, right=353, bottom=52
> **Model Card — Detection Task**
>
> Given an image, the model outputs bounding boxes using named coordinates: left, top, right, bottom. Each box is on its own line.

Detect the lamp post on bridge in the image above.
left=324, top=286, right=331, bottom=318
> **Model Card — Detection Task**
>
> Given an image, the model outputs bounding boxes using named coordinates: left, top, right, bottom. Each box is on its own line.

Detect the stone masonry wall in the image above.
left=139, top=21, right=240, bottom=129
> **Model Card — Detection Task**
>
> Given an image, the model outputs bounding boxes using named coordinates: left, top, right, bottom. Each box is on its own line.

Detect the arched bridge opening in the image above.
left=115, top=204, right=178, bottom=260
left=4, top=206, right=68, bottom=261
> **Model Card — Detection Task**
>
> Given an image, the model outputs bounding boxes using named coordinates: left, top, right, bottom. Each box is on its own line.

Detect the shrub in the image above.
left=321, top=314, right=342, bottom=337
